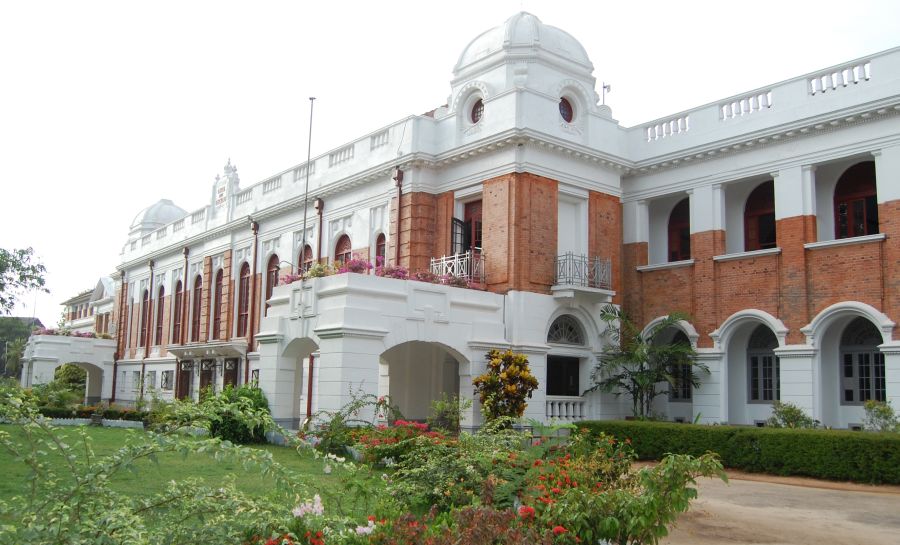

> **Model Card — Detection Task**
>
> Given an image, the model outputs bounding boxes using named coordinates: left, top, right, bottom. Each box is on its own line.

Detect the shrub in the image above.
left=579, top=419, right=900, bottom=484
left=412, top=270, right=439, bottom=283
left=766, top=401, right=818, bottom=429
left=207, top=385, right=271, bottom=443
left=37, top=406, right=76, bottom=418
left=339, top=257, right=373, bottom=274
left=864, top=400, right=898, bottom=432
left=472, top=350, right=538, bottom=422
left=440, top=275, right=469, bottom=288
left=350, top=419, right=447, bottom=464
left=426, top=393, right=471, bottom=434
left=305, top=262, right=335, bottom=278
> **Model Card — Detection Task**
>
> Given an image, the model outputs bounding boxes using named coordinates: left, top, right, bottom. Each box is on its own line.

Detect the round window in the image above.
left=470, top=99, right=484, bottom=124
left=559, top=97, right=574, bottom=123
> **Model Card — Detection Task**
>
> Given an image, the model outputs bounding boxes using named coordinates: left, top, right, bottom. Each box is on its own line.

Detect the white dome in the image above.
left=454, top=12, right=593, bottom=74
left=130, top=199, right=188, bottom=232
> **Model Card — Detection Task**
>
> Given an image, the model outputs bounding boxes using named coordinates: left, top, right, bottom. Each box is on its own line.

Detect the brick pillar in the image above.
left=221, top=250, right=233, bottom=340
left=483, top=172, right=558, bottom=294
left=588, top=191, right=622, bottom=303
left=690, top=229, right=724, bottom=348
left=201, top=257, right=212, bottom=341
left=774, top=166, right=817, bottom=344
left=434, top=191, right=455, bottom=259
left=622, top=242, right=647, bottom=325
left=879, top=199, right=900, bottom=321
left=394, top=192, right=437, bottom=274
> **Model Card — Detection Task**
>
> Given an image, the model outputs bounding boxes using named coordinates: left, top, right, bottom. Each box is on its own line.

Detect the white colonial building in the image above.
left=28, top=12, right=900, bottom=430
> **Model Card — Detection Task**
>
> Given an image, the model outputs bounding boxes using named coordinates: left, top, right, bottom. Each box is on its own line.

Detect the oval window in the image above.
left=471, top=99, right=484, bottom=124
left=559, top=97, right=574, bottom=123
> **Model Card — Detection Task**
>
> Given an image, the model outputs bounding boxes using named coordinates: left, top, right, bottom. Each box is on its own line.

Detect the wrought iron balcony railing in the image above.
left=554, top=252, right=612, bottom=290
left=430, top=249, right=485, bottom=283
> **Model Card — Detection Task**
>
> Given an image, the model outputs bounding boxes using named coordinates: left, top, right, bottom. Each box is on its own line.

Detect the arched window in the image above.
left=191, top=276, right=202, bottom=342
left=139, top=289, right=150, bottom=346
left=334, top=235, right=352, bottom=267
left=265, top=254, right=279, bottom=316
left=154, top=285, right=165, bottom=346
left=375, top=234, right=386, bottom=266
left=547, top=315, right=585, bottom=345
left=546, top=315, right=585, bottom=397
left=667, top=330, right=694, bottom=402
left=747, top=325, right=779, bottom=403
left=237, top=263, right=250, bottom=337
left=212, top=269, right=223, bottom=340
left=667, top=198, right=691, bottom=262
left=299, top=244, right=313, bottom=273
left=834, top=161, right=878, bottom=239
left=839, top=317, right=885, bottom=404
left=172, top=280, right=183, bottom=344
left=744, top=181, right=776, bottom=251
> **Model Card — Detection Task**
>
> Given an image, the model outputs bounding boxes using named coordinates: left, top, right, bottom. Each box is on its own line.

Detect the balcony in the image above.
left=429, top=249, right=485, bottom=284
left=545, top=396, right=586, bottom=421
left=552, top=253, right=614, bottom=303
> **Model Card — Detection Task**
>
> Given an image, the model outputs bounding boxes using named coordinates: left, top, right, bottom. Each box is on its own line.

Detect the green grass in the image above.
left=0, top=424, right=338, bottom=505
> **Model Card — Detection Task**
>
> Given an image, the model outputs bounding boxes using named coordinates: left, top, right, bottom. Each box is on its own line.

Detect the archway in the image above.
left=819, top=316, right=885, bottom=428
left=62, top=362, right=105, bottom=405
left=281, top=337, right=320, bottom=427
left=649, top=327, right=695, bottom=422
left=380, top=341, right=463, bottom=421
left=724, top=321, right=782, bottom=425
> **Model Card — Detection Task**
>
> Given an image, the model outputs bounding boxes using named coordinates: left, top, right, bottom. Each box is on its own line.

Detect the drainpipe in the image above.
left=174, top=247, right=189, bottom=398
left=245, top=219, right=259, bottom=384
left=140, top=259, right=155, bottom=402
left=111, top=270, right=127, bottom=403
left=315, top=198, right=324, bottom=263
left=393, top=168, right=403, bottom=266
left=306, top=353, right=315, bottom=419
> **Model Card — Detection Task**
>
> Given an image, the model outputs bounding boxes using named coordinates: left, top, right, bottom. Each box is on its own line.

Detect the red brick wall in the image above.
left=621, top=199, right=900, bottom=346
left=588, top=191, right=622, bottom=304
left=434, top=191, right=455, bottom=259
left=483, top=172, right=558, bottom=294
left=391, top=192, right=437, bottom=274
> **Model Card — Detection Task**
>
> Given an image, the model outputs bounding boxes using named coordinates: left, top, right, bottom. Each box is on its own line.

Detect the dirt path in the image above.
left=662, top=474, right=900, bottom=545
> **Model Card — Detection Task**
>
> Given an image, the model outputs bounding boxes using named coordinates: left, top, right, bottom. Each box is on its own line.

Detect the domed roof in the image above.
left=454, top=12, right=593, bottom=74
left=130, top=199, right=188, bottom=232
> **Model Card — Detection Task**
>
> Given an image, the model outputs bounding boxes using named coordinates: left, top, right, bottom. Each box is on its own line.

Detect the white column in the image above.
left=879, top=341, right=900, bottom=411
left=692, top=351, right=724, bottom=424
left=773, top=346, right=817, bottom=420
left=256, top=336, right=305, bottom=428
left=872, top=145, right=900, bottom=203
left=315, top=334, right=384, bottom=422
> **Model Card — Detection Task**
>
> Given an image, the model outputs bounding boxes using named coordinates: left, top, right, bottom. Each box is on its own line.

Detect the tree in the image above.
left=0, top=317, right=35, bottom=373
left=4, top=337, right=26, bottom=378
left=0, top=247, right=48, bottom=315
left=54, top=363, right=87, bottom=393
left=586, top=304, right=706, bottom=418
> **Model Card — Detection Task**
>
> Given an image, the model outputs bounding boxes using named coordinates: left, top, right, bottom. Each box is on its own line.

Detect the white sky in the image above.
left=2, top=0, right=899, bottom=327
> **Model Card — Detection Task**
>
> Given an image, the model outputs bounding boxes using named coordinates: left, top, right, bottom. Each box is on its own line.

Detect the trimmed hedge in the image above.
left=38, top=406, right=149, bottom=423
left=579, top=419, right=900, bottom=484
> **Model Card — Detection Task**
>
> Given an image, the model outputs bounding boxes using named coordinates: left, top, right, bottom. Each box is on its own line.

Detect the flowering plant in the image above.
left=375, top=264, right=409, bottom=280
left=350, top=419, right=447, bottom=463
left=338, top=257, right=373, bottom=274
left=281, top=273, right=303, bottom=284
left=304, top=262, right=335, bottom=279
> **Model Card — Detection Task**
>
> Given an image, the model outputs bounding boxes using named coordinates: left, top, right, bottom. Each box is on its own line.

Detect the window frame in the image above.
left=744, top=180, right=777, bottom=251
left=334, top=235, right=352, bottom=267
left=546, top=355, right=581, bottom=397
left=212, top=269, right=224, bottom=340
left=237, top=263, right=251, bottom=337
left=667, top=198, right=691, bottom=262
left=154, top=285, right=165, bottom=346
left=172, top=280, right=183, bottom=344
left=191, top=276, right=202, bottom=342
left=139, top=289, right=150, bottom=347
left=833, top=161, right=879, bottom=240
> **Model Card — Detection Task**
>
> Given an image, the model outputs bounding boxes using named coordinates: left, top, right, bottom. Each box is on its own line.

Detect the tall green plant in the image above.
left=472, top=349, right=538, bottom=423
left=587, top=304, right=705, bottom=418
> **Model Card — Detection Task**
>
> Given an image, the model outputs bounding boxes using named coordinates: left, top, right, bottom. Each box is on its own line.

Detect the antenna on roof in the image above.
left=300, top=97, right=316, bottom=281
left=602, top=83, right=611, bottom=106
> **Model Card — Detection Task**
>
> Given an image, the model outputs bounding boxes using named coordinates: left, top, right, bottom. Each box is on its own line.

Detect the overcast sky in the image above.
left=2, top=0, right=899, bottom=327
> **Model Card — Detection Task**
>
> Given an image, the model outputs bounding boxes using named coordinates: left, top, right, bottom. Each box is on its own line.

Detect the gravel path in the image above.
left=663, top=474, right=900, bottom=545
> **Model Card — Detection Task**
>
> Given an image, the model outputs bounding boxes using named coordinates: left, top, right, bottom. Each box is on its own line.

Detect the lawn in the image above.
left=0, top=424, right=337, bottom=507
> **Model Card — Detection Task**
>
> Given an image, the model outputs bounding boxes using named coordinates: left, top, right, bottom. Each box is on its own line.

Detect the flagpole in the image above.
left=300, top=97, right=316, bottom=276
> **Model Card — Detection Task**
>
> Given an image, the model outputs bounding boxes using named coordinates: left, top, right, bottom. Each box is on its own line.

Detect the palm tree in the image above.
left=586, top=304, right=706, bottom=418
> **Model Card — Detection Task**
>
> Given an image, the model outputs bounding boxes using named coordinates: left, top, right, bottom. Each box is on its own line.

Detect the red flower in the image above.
left=551, top=487, right=561, bottom=494
left=533, top=459, right=543, bottom=467
left=553, top=525, right=568, bottom=535
left=518, top=505, right=536, bottom=519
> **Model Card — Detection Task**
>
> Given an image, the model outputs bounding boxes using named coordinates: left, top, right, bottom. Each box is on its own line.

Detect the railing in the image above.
left=293, top=162, right=315, bottom=181
left=329, top=144, right=355, bottom=167
left=809, top=61, right=871, bottom=95
left=721, top=90, right=773, bottom=120
left=429, top=249, right=485, bottom=283
left=191, top=210, right=205, bottom=224
left=645, top=115, right=690, bottom=141
left=370, top=129, right=390, bottom=150
left=554, top=253, right=612, bottom=289
left=236, top=189, right=252, bottom=204
left=545, top=396, right=586, bottom=421
left=262, top=176, right=282, bottom=193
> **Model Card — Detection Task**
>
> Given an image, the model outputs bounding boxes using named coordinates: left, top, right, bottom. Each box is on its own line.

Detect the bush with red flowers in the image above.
left=350, top=419, right=447, bottom=463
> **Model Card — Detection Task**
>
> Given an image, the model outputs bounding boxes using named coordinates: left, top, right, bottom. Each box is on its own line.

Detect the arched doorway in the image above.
left=546, top=314, right=591, bottom=421
left=380, top=341, right=463, bottom=421
left=726, top=322, right=781, bottom=425
left=650, top=328, right=694, bottom=422
left=61, top=362, right=105, bottom=405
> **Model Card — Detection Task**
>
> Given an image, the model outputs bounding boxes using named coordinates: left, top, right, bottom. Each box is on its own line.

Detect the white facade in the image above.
left=93, top=12, right=900, bottom=427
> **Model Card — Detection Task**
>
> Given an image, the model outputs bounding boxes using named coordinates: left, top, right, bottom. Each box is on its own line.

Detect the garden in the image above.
left=0, top=349, right=726, bottom=545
